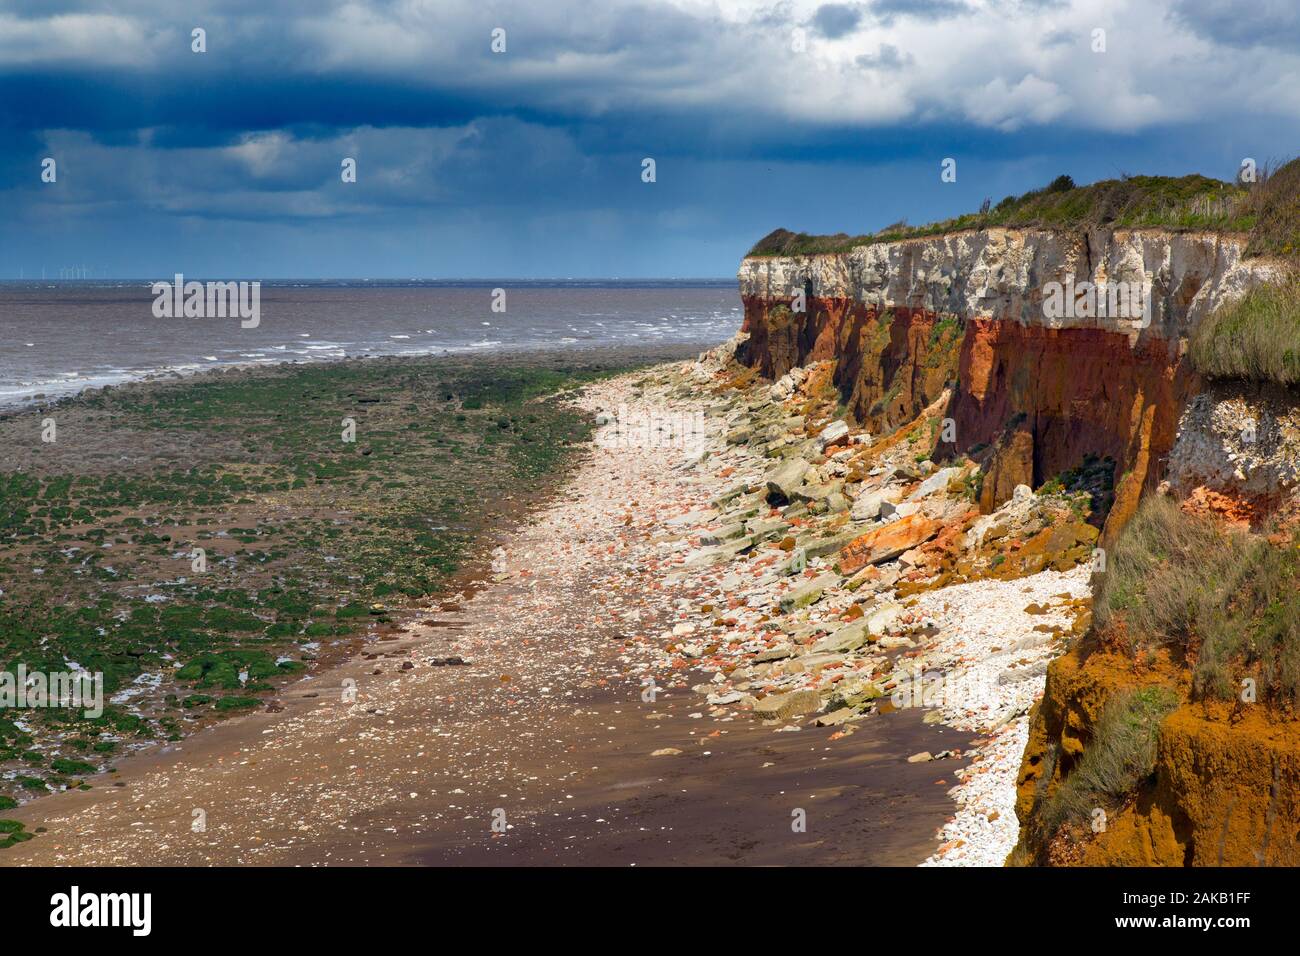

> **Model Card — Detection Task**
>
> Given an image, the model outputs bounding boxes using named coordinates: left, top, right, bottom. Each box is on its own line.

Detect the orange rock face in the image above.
left=1013, top=642, right=1300, bottom=867
left=740, top=296, right=960, bottom=435
left=740, top=300, right=1194, bottom=542
left=952, top=319, right=1191, bottom=542
left=838, top=513, right=943, bottom=574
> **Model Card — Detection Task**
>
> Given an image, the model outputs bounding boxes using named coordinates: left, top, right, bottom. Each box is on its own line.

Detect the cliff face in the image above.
left=1013, top=641, right=1300, bottom=866
left=737, top=224, right=1298, bottom=867
left=738, top=228, right=1283, bottom=541
left=1009, top=380, right=1300, bottom=867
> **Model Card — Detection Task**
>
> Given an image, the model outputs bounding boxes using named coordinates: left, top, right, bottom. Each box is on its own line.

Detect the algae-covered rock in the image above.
left=753, top=688, right=822, bottom=721
left=777, top=572, right=840, bottom=612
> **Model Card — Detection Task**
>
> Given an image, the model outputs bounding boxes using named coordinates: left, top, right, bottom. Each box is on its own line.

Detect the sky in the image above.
left=0, top=0, right=1297, bottom=279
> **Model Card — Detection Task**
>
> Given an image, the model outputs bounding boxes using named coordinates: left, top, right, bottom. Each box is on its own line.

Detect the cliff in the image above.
left=738, top=227, right=1285, bottom=544
left=736, top=210, right=1300, bottom=866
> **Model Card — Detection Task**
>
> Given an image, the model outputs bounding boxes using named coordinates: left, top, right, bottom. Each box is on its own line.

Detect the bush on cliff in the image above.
left=1093, top=495, right=1300, bottom=702
left=1093, top=495, right=1223, bottom=643
left=1029, top=685, right=1179, bottom=849
left=747, top=158, right=1299, bottom=259
left=1243, top=157, right=1300, bottom=259
left=1189, top=280, right=1300, bottom=386
left=748, top=227, right=878, bottom=257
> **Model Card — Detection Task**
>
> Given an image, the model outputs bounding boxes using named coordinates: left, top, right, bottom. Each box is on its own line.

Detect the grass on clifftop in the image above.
left=749, top=158, right=1300, bottom=259
left=1190, top=280, right=1300, bottom=386
left=1093, top=495, right=1300, bottom=703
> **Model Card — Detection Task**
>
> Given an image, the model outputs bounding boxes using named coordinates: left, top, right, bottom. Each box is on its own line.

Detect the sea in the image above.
left=0, top=279, right=739, bottom=407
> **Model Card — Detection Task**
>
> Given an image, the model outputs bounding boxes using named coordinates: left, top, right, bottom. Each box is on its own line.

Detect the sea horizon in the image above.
left=0, top=279, right=740, bottom=408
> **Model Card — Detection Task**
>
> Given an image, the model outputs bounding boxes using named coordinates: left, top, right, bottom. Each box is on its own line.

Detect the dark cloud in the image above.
left=855, top=44, right=913, bottom=70
left=871, top=0, right=974, bottom=25
left=812, top=4, right=864, bottom=38
left=0, top=0, right=1295, bottom=278
left=1170, top=0, right=1300, bottom=49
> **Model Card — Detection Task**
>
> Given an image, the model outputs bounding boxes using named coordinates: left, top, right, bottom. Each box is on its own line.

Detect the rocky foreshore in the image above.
left=5, top=339, right=1103, bottom=865
left=600, top=335, right=1099, bottom=865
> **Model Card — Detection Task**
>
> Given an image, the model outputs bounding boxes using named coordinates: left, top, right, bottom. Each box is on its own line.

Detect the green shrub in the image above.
left=1243, top=157, right=1300, bottom=259
left=50, top=758, right=95, bottom=776
left=748, top=159, right=1299, bottom=259
left=1039, top=454, right=1116, bottom=520
left=0, top=818, right=33, bottom=849
left=214, top=696, right=260, bottom=711
left=1093, top=496, right=1221, bottom=641
left=1189, top=281, right=1300, bottom=385
left=1033, top=686, right=1179, bottom=842
left=1095, top=496, right=1300, bottom=701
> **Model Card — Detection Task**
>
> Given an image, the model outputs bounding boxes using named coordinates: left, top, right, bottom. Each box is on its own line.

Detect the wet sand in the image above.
left=2, top=359, right=969, bottom=867
left=419, top=690, right=972, bottom=867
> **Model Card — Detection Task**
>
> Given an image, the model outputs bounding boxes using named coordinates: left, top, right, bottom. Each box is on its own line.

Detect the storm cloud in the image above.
left=0, top=0, right=1296, bottom=277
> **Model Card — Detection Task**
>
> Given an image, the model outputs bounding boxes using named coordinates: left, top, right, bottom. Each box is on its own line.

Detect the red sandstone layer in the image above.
left=739, top=295, right=1195, bottom=540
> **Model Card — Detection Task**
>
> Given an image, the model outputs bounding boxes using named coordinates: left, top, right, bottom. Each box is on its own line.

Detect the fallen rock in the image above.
left=880, top=500, right=922, bottom=521
left=765, top=457, right=811, bottom=500
left=800, top=529, right=862, bottom=560
left=778, top=572, right=840, bottom=612
left=828, top=675, right=885, bottom=710
left=753, top=688, right=822, bottom=721
left=839, top=514, right=944, bottom=573
left=782, top=652, right=845, bottom=675
left=851, top=487, right=902, bottom=522
left=908, top=466, right=963, bottom=501
left=815, top=707, right=861, bottom=727
left=864, top=602, right=904, bottom=637
left=792, top=480, right=843, bottom=505
left=815, top=420, right=850, bottom=450
left=811, top=621, right=869, bottom=654
left=753, top=644, right=796, bottom=663
left=877, top=635, right=915, bottom=650
left=824, top=491, right=851, bottom=514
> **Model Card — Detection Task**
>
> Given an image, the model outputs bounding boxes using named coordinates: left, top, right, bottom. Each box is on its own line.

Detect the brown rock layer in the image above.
left=740, top=296, right=960, bottom=436
left=953, top=320, right=1189, bottom=540
left=740, top=298, right=1193, bottom=541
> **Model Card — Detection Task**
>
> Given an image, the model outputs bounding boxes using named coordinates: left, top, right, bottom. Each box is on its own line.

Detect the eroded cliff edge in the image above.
left=736, top=222, right=1300, bottom=865
left=739, top=227, right=1285, bottom=544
